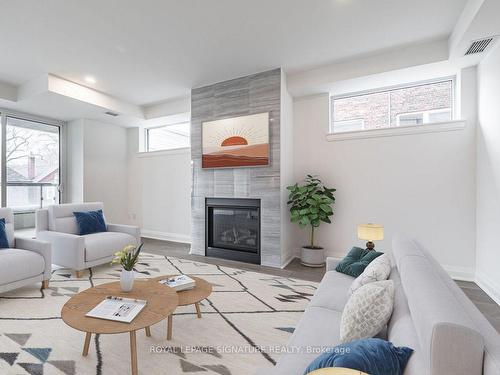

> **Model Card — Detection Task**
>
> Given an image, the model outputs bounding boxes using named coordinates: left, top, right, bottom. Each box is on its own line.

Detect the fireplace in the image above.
left=205, top=198, right=261, bottom=264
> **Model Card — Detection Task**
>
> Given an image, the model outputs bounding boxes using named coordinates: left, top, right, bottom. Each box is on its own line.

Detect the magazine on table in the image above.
left=86, top=296, right=147, bottom=323
left=159, top=274, right=196, bottom=292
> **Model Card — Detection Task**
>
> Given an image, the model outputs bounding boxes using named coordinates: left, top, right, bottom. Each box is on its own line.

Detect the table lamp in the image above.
left=357, top=223, right=384, bottom=250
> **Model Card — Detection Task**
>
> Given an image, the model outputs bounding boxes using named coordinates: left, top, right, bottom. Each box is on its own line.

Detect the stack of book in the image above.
left=159, top=275, right=196, bottom=291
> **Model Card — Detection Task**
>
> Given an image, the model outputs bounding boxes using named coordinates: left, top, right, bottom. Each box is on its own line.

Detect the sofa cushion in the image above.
left=273, top=306, right=342, bottom=375
left=340, top=280, right=395, bottom=343
left=74, top=209, right=107, bottom=235
left=309, top=270, right=354, bottom=312
left=336, top=247, right=383, bottom=277
left=84, top=232, right=137, bottom=262
left=0, top=207, right=15, bottom=247
left=388, top=268, right=426, bottom=374
left=304, top=338, right=413, bottom=375
left=0, top=249, right=44, bottom=285
left=349, top=253, right=392, bottom=295
left=48, top=202, right=103, bottom=234
left=0, top=218, right=9, bottom=248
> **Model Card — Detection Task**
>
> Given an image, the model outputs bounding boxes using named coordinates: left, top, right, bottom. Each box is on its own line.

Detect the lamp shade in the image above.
left=357, top=224, right=384, bottom=241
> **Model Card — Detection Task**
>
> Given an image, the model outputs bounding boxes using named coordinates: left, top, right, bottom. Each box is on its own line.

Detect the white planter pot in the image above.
left=120, top=269, right=135, bottom=292
left=301, top=246, right=326, bottom=268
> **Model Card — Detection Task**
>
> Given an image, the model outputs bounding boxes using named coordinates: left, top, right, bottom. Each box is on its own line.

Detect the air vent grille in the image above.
left=104, top=111, right=119, bottom=117
left=465, top=38, right=494, bottom=55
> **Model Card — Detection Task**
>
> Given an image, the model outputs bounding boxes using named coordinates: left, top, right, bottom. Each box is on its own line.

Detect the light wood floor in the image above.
left=141, top=237, right=500, bottom=333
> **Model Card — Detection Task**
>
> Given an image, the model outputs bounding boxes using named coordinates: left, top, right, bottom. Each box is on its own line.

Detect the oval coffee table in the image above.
left=150, top=275, right=212, bottom=340
left=61, top=280, right=178, bottom=375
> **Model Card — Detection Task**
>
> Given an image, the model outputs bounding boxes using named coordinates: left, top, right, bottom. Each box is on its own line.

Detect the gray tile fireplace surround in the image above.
left=190, top=68, right=282, bottom=267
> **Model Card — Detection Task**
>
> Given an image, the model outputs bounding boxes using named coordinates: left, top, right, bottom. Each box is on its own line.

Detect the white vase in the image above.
left=120, top=269, right=135, bottom=292
left=301, top=246, right=326, bottom=267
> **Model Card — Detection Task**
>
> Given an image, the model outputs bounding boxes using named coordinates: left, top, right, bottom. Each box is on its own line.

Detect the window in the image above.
left=332, top=119, right=365, bottom=133
left=5, top=117, right=60, bottom=212
left=331, top=79, right=454, bottom=134
left=396, top=108, right=453, bottom=126
left=146, top=122, right=190, bottom=152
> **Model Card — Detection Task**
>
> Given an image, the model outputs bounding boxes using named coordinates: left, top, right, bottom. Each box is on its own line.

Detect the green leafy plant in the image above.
left=111, top=243, right=143, bottom=271
left=287, top=175, right=336, bottom=249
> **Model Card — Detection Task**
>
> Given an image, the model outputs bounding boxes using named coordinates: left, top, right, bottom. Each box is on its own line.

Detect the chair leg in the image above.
left=42, top=280, right=49, bottom=289
left=75, top=270, right=83, bottom=278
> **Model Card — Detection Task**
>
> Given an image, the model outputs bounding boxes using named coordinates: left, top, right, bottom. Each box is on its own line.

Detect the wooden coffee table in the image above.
left=150, top=275, right=213, bottom=340
left=61, top=280, right=178, bottom=375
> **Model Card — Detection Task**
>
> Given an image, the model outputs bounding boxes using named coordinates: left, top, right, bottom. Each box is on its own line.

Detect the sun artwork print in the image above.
left=202, top=112, right=269, bottom=168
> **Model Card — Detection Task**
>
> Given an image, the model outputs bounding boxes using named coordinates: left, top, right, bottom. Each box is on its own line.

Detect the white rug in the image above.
left=0, top=253, right=318, bottom=375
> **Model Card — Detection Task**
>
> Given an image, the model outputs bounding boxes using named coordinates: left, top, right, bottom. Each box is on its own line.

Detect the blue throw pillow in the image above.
left=0, top=218, right=9, bottom=248
left=73, top=209, right=107, bottom=235
left=335, top=247, right=384, bottom=277
left=304, top=338, right=413, bottom=375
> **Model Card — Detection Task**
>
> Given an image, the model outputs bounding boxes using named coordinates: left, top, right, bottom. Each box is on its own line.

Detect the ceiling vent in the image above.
left=465, top=37, right=495, bottom=56
left=104, top=111, right=119, bottom=117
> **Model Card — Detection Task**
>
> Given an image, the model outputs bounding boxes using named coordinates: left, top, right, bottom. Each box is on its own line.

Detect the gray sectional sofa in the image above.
left=267, top=234, right=500, bottom=375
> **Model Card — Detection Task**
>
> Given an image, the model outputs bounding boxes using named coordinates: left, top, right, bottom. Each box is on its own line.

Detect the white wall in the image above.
left=66, top=119, right=84, bottom=203
left=127, top=128, right=191, bottom=243
left=66, top=119, right=129, bottom=224
left=476, top=43, right=500, bottom=303
left=292, top=68, right=477, bottom=280
left=281, top=71, right=296, bottom=267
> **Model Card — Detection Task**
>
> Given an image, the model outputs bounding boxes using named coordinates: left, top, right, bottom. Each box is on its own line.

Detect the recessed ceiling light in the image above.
left=84, top=75, right=96, bottom=84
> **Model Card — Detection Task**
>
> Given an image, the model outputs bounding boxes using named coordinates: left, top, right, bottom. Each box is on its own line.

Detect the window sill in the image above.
left=137, top=147, right=191, bottom=158
left=325, top=120, right=466, bottom=142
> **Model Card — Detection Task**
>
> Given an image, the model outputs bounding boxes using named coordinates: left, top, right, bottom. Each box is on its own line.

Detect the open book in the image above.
left=86, top=296, right=147, bottom=323
left=159, top=275, right=196, bottom=292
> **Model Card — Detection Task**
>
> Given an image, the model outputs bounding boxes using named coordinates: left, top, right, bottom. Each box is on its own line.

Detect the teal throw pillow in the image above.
left=335, top=247, right=383, bottom=277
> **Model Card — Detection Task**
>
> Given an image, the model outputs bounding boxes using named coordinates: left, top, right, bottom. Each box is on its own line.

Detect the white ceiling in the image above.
left=0, top=0, right=468, bottom=107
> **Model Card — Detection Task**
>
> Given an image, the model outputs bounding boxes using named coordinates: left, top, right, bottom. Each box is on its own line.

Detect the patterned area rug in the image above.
left=0, top=253, right=317, bottom=375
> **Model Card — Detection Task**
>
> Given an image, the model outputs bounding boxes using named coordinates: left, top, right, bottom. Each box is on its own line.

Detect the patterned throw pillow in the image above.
left=340, top=280, right=395, bottom=343
left=349, top=253, right=392, bottom=295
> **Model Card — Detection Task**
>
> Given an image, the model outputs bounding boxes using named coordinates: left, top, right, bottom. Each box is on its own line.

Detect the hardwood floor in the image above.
left=142, top=237, right=500, bottom=333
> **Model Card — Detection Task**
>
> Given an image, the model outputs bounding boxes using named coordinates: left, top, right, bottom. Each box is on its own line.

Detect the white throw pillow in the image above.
left=340, top=280, right=395, bottom=343
left=349, top=253, right=392, bottom=295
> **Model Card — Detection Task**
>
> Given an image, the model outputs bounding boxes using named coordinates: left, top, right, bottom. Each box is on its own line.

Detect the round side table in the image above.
left=150, top=275, right=213, bottom=340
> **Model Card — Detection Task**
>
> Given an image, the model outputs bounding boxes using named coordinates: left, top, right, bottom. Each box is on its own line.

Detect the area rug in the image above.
left=0, top=253, right=318, bottom=375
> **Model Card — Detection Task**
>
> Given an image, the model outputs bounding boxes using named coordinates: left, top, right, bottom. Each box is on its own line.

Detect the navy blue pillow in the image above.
left=304, top=338, right=413, bottom=375
left=0, top=218, right=9, bottom=248
left=73, top=209, right=107, bottom=235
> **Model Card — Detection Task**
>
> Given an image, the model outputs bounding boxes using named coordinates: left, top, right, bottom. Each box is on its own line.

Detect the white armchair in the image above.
left=0, top=208, right=52, bottom=294
left=36, top=202, right=140, bottom=278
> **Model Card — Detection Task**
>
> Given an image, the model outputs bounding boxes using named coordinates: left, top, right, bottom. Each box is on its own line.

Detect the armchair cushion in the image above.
left=73, top=209, right=107, bottom=235
left=0, top=218, right=9, bottom=248
left=0, top=249, right=45, bottom=285
left=83, top=232, right=137, bottom=262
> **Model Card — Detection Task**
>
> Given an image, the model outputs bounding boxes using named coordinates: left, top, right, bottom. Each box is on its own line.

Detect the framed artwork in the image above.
left=202, top=112, right=269, bottom=168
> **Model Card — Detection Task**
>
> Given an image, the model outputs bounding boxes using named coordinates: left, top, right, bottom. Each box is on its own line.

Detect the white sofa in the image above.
left=0, top=208, right=52, bottom=293
left=266, top=234, right=500, bottom=375
left=35, top=202, right=140, bottom=277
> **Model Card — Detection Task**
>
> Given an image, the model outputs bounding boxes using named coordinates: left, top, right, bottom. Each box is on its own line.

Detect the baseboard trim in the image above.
left=475, top=272, right=500, bottom=306
left=442, top=265, right=475, bottom=282
left=141, top=230, right=191, bottom=244
left=281, top=255, right=297, bottom=269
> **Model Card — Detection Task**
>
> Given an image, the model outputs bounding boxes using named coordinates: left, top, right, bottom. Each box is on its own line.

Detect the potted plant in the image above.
left=112, top=243, right=143, bottom=292
left=287, top=175, right=336, bottom=267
